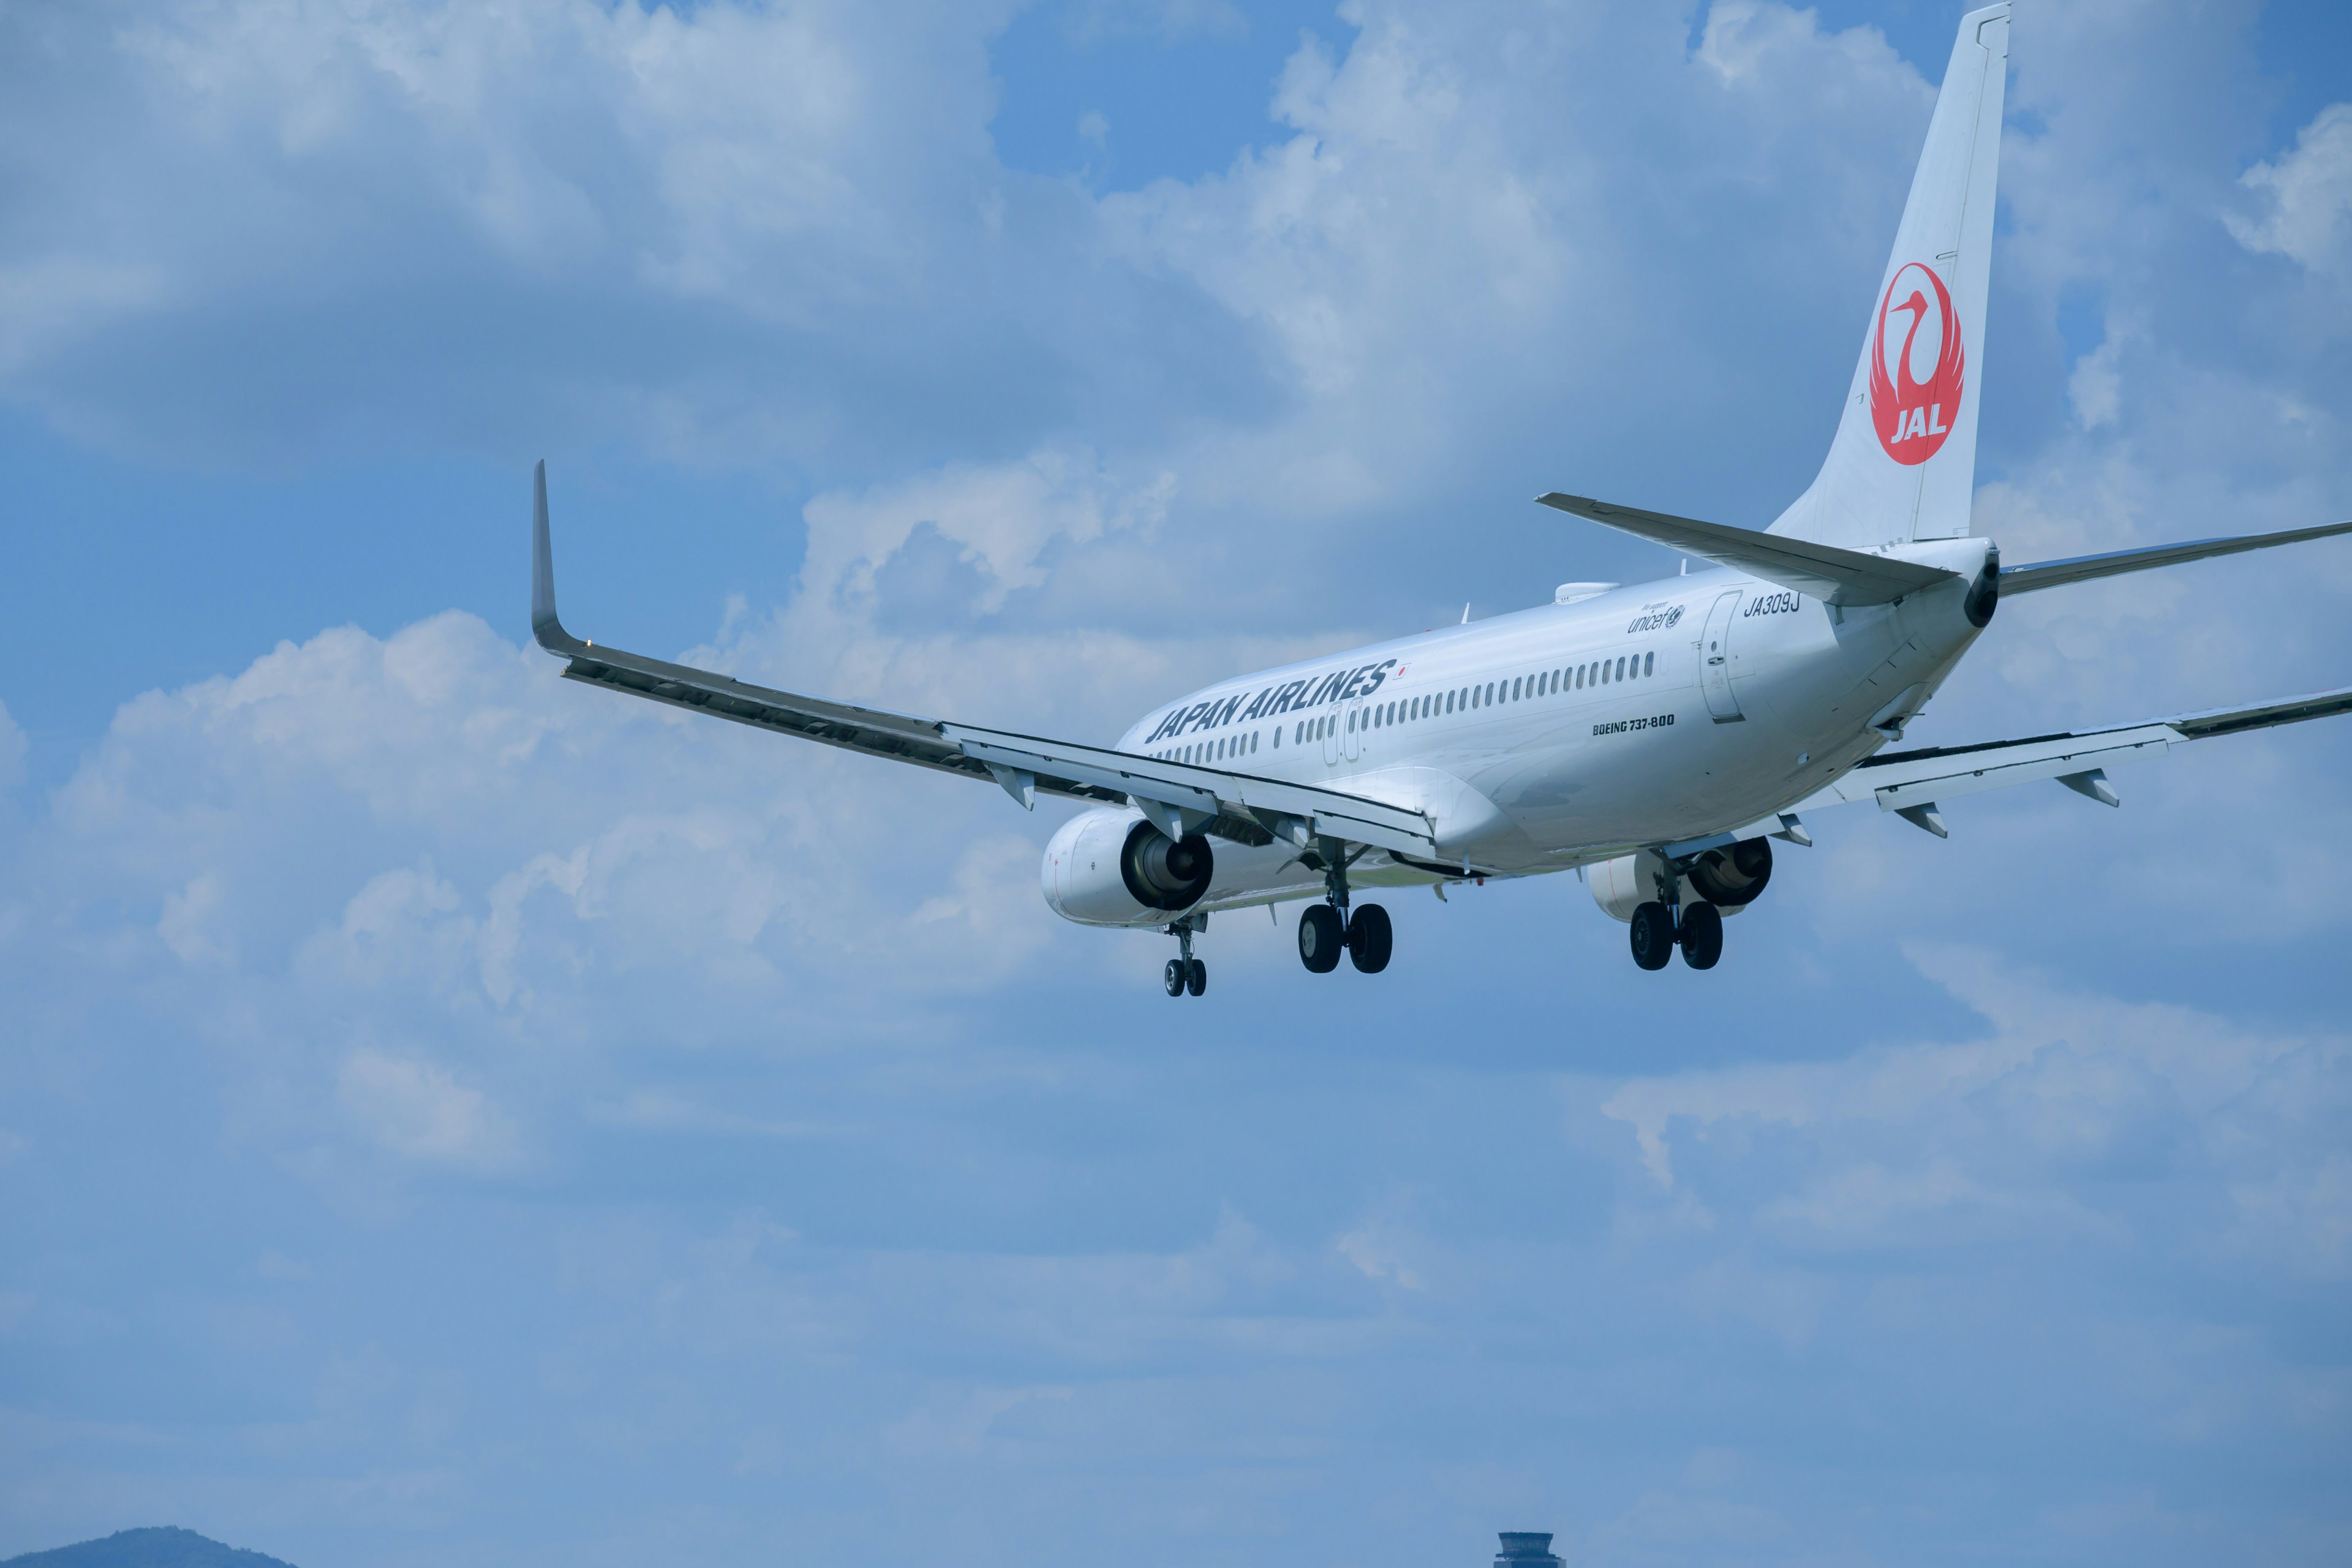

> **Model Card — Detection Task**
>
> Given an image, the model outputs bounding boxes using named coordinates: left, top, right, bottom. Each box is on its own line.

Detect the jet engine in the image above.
left=1589, top=839, right=1771, bottom=922
left=1687, top=838, right=1773, bottom=907
left=1042, top=810, right=1215, bottom=927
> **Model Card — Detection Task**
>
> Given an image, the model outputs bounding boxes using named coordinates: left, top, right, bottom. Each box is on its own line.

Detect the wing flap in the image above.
left=950, top=730, right=1436, bottom=857
left=1536, top=492, right=1959, bottom=606
left=1798, top=725, right=2179, bottom=812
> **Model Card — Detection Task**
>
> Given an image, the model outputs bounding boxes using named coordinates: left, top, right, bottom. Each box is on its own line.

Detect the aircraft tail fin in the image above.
left=1770, top=4, right=2010, bottom=551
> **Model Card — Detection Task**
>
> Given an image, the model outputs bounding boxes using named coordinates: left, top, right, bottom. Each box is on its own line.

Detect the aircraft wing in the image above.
left=1733, top=686, right=2352, bottom=843
left=1536, top=492, right=1960, bottom=606
left=528, top=465, right=1438, bottom=859
left=1665, top=685, right=2352, bottom=854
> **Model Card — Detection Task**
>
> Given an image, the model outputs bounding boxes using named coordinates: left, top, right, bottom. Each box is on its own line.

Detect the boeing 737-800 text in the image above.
left=529, top=4, right=2351, bottom=995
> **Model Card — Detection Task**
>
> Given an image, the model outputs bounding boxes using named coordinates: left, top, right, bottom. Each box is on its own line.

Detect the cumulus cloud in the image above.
left=0, top=697, right=26, bottom=791
left=2, top=2, right=2350, bottom=1561
left=337, top=1047, right=518, bottom=1169
left=2230, top=102, right=2352, bottom=276
left=1599, top=945, right=2350, bottom=1278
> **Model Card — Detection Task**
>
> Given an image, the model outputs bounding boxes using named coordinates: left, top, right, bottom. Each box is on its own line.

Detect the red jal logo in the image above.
left=1869, top=262, right=1964, bottom=466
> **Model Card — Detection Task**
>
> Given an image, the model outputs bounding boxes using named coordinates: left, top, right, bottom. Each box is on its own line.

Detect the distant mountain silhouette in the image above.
left=1, top=1528, right=298, bottom=1568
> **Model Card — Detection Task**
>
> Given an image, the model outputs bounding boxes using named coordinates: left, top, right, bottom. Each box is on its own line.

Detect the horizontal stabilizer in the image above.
left=2000, top=517, right=2352, bottom=594
left=1536, top=492, right=1959, bottom=606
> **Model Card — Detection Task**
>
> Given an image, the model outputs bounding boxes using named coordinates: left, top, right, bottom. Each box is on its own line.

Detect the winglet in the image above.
left=531, top=461, right=585, bottom=654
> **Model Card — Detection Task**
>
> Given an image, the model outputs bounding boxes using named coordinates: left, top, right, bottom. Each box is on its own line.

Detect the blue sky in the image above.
left=3, top=2, right=2351, bottom=1564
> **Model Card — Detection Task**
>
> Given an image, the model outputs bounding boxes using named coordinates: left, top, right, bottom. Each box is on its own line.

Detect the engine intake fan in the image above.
left=1687, top=838, right=1773, bottom=907
left=1120, top=821, right=1214, bottom=911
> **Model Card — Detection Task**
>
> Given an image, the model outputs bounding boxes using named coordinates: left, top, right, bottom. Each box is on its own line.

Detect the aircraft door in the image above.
left=1343, top=698, right=1366, bottom=763
left=1321, top=707, right=1342, bottom=766
left=1700, top=589, right=1746, bottom=723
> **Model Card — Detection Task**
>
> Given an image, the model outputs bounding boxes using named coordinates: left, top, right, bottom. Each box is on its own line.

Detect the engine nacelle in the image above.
left=1688, top=838, right=1773, bottom=907
left=1042, top=810, right=1215, bottom=928
left=1589, top=839, right=1772, bottom=922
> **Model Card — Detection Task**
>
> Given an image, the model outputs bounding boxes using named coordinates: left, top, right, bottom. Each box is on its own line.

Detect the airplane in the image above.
left=527, top=2, right=2351, bottom=997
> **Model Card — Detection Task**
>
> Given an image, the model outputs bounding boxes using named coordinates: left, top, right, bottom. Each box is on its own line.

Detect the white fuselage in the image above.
left=1042, top=537, right=1995, bottom=927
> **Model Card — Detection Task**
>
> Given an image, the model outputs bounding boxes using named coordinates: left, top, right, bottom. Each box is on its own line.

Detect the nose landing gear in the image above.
left=1162, top=913, right=1207, bottom=998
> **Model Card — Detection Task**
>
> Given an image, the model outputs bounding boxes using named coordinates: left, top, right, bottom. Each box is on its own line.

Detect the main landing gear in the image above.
left=1296, top=838, right=1392, bottom=975
left=1163, top=913, right=1208, bottom=998
left=1630, top=899, right=1721, bottom=970
left=1630, top=859, right=1724, bottom=972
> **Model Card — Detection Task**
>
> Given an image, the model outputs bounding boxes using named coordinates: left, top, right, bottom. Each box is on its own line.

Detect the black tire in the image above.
left=1678, top=901, right=1724, bottom=970
left=1187, top=957, right=1208, bottom=997
left=1164, top=959, right=1187, bottom=997
left=1298, top=904, right=1344, bottom=973
left=1629, top=902, right=1676, bottom=970
left=1346, top=902, right=1393, bottom=973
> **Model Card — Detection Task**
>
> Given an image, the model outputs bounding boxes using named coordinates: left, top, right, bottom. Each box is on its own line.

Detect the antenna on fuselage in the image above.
left=1461, top=603, right=1471, bottom=624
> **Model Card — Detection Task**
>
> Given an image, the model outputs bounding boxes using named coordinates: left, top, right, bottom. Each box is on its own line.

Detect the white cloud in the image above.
left=4, top=4, right=2351, bottom=1556
left=159, top=872, right=236, bottom=967
left=2229, top=102, right=2352, bottom=276
left=337, top=1047, right=517, bottom=1169
left=1596, top=945, right=2349, bottom=1274
left=0, top=697, right=25, bottom=790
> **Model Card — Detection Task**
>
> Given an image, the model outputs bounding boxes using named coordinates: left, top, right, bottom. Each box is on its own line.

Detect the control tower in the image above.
left=1494, top=1532, right=1564, bottom=1567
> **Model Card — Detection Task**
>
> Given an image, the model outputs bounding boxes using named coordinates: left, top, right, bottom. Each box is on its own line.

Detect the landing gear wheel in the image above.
left=1346, top=902, right=1393, bottom=973
left=1187, top=957, right=1208, bottom=996
left=1678, top=901, right=1723, bottom=970
left=1629, top=902, right=1676, bottom=971
left=1164, top=959, right=1187, bottom=997
left=1298, top=904, right=1344, bottom=973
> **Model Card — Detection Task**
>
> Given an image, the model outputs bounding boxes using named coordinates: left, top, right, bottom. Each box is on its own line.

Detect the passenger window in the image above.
left=1615, top=656, right=1625, bottom=680
left=1643, top=651, right=1654, bottom=676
